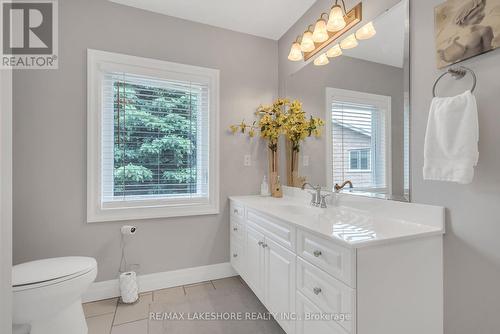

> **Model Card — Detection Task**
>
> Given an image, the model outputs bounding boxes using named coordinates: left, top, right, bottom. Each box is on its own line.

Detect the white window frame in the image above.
left=325, top=87, right=392, bottom=193
left=348, top=148, right=372, bottom=172
left=87, top=49, right=220, bottom=223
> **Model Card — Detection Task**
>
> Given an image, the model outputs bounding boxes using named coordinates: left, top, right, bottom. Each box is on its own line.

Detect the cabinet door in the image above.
left=245, top=224, right=265, bottom=300
left=265, top=237, right=296, bottom=334
left=296, top=292, right=348, bottom=334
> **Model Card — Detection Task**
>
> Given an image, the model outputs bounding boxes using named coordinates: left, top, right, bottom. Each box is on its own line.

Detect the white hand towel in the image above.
left=423, top=90, right=479, bottom=184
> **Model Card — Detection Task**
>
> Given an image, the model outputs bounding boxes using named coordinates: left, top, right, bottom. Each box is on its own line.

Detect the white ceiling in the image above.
left=342, top=1, right=406, bottom=68
left=109, top=0, right=317, bottom=40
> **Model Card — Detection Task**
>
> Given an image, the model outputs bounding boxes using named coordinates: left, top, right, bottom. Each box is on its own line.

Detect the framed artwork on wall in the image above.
left=435, top=0, right=500, bottom=68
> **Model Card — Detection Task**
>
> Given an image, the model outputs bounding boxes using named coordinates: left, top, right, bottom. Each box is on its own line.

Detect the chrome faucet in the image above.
left=301, top=183, right=331, bottom=208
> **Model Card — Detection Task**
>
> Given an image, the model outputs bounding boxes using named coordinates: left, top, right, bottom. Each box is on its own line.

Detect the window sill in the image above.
left=346, top=169, right=372, bottom=173
left=87, top=202, right=219, bottom=223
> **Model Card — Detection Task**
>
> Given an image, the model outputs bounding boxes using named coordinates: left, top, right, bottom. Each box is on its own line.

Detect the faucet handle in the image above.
left=308, top=191, right=317, bottom=206
left=320, top=193, right=331, bottom=208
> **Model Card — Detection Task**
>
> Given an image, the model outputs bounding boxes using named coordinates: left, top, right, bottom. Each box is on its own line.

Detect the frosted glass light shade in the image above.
left=288, top=42, right=303, bottom=61
left=312, top=19, right=329, bottom=43
left=300, top=31, right=315, bottom=52
left=327, top=5, right=346, bottom=32
left=356, top=22, right=376, bottom=40
left=326, top=44, right=342, bottom=58
left=313, top=53, right=329, bottom=66
left=340, top=34, right=358, bottom=49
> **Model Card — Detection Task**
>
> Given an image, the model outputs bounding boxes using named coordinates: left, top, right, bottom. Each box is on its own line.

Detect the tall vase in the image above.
left=268, top=142, right=282, bottom=198
left=286, top=140, right=306, bottom=187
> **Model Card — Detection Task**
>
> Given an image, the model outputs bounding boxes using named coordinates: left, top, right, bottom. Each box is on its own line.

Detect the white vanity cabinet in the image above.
left=229, top=196, right=444, bottom=334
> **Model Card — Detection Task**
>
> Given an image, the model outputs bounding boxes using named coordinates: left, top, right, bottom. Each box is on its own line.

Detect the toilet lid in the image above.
left=12, top=257, right=97, bottom=287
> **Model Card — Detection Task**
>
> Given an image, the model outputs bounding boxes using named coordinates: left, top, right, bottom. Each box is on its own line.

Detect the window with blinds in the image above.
left=102, top=73, right=208, bottom=204
left=87, top=50, right=219, bottom=222
left=330, top=97, right=389, bottom=192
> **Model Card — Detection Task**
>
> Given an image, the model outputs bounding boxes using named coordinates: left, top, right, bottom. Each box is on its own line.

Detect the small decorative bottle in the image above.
left=261, top=175, right=270, bottom=196
left=272, top=175, right=283, bottom=198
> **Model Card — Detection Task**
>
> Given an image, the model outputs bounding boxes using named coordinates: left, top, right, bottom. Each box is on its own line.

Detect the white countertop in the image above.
left=230, top=190, right=445, bottom=248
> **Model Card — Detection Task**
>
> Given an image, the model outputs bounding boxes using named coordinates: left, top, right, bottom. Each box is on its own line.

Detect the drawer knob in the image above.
left=233, top=209, right=239, bottom=214
left=313, top=287, right=322, bottom=295
left=233, top=227, right=238, bottom=231
left=233, top=253, right=238, bottom=258
left=313, top=250, right=322, bottom=257
left=262, top=243, right=268, bottom=248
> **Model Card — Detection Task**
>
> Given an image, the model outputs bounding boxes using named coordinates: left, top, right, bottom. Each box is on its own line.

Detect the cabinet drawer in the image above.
left=297, top=258, right=355, bottom=333
left=297, top=229, right=355, bottom=287
left=230, top=201, right=245, bottom=219
left=247, top=209, right=295, bottom=251
left=230, top=218, right=245, bottom=243
left=295, top=292, right=349, bottom=334
left=230, top=241, right=244, bottom=274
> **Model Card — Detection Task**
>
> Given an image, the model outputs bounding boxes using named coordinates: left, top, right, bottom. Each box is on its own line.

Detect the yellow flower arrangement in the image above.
left=283, top=99, right=325, bottom=152
left=229, top=98, right=324, bottom=152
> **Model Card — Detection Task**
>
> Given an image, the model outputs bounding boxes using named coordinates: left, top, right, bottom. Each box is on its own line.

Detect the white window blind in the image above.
left=331, top=101, right=387, bottom=190
left=101, top=72, right=210, bottom=206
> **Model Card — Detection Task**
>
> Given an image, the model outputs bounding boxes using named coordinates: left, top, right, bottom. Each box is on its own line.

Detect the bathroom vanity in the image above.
left=229, top=188, right=444, bottom=334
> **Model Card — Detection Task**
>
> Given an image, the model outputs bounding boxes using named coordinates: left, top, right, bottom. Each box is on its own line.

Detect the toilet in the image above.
left=12, top=257, right=98, bottom=334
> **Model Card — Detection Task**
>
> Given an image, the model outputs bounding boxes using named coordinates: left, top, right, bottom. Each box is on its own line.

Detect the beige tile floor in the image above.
left=83, top=276, right=286, bottom=334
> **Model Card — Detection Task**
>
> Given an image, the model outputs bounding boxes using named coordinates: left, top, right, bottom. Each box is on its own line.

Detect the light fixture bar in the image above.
left=303, top=2, right=362, bottom=61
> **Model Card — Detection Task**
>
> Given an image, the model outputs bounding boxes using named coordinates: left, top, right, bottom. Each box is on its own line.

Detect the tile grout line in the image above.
left=85, top=311, right=116, bottom=320
left=113, top=317, right=149, bottom=327
left=108, top=298, right=119, bottom=334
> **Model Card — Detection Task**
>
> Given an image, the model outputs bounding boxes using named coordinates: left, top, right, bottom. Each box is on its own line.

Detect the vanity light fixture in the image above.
left=355, top=21, right=376, bottom=40
left=327, top=0, right=348, bottom=32
left=298, top=2, right=362, bottom=62
left=326, top=44, right=342, bottom=58
left=288, top=36, right=303, bottom=61
left=312, top=14, right=330, bottom=43
left=340, top=33, right=358, bottom=49
left=300, top=25, right=315, bottom=52
left=313, top=53, right=329, bottom=66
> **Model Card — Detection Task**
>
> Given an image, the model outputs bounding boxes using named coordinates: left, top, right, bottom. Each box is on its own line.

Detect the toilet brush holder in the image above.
left=119, top=271, right=139, bottom=304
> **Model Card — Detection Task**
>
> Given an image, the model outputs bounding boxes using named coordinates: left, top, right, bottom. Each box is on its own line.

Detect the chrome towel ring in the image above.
left=432, top=66, right=477, bottom=98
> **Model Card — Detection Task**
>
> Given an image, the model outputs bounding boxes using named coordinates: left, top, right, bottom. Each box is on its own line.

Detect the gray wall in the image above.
left=13, top=0, right=277, bottom=281
left=411, top=1, right=500, bottom=333
left=283, top=56, right=405, bottom=195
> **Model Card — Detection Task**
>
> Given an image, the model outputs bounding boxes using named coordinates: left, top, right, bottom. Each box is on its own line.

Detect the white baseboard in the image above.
left=82, top=262, right=237, bottom=303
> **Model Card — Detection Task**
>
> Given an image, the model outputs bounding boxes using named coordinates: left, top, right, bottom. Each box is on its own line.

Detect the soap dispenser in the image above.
left=272, top=175, right=283, bottom=198
left=260, top=175, right=270, bottom=196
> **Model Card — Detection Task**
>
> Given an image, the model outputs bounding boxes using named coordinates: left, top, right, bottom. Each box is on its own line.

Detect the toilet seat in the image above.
left=13, top=257, right=97, bottom=292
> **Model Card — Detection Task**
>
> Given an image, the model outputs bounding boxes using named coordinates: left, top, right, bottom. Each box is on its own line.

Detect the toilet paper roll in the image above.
left=119, top=271, right=139, bottom=304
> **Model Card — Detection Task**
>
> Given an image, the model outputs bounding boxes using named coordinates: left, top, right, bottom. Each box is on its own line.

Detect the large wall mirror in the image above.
left=283, top=0, right=410, bottom=201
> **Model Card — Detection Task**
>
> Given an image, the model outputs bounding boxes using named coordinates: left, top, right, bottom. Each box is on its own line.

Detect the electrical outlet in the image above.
left=303, top=155, right=309, bottom=167
left=244, top=154, right=252, bottom=166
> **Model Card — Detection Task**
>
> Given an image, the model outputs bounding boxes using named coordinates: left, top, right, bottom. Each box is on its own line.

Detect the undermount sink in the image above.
left=275, top=204, right=323, bottom=216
